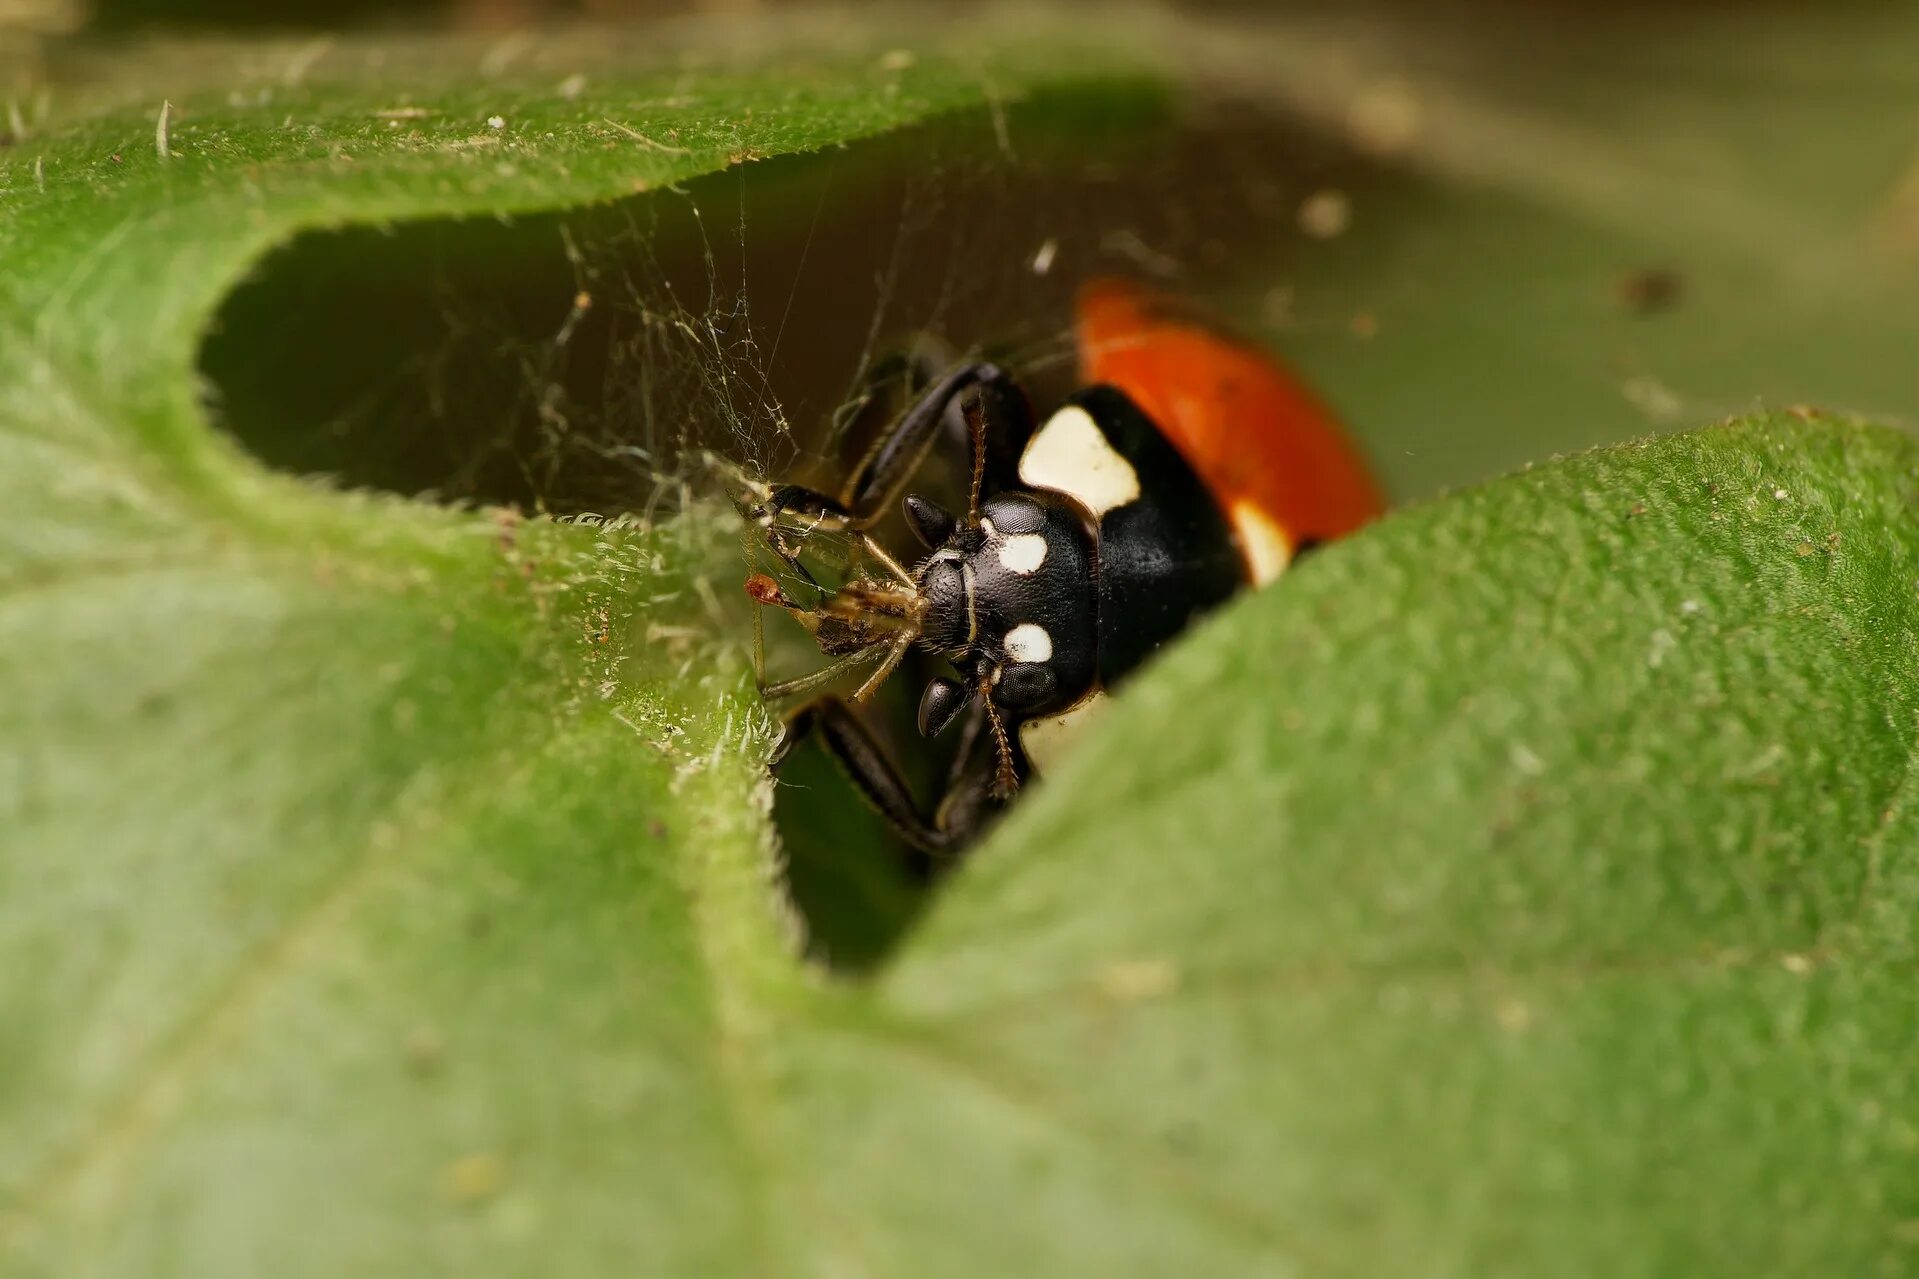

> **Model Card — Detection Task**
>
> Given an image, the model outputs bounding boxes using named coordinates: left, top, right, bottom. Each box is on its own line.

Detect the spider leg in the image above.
left=752, top=591, right=768, bottom=687
left=850, top=630, right=917, bottom=703
left=758, top=645, right=887, bottom=703
left=852, top=531, right=916, bottom=588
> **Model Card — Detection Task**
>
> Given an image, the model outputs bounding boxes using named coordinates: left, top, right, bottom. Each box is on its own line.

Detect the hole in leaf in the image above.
left=198, top=89, right=1382, bottom=969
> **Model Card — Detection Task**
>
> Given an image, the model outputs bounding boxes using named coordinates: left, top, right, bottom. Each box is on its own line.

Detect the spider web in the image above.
left=204, top=89, right=1391, bottom=538
left=198, top=93, right=1396, bottom=965
left=451, top=96, right=1373, bottom=526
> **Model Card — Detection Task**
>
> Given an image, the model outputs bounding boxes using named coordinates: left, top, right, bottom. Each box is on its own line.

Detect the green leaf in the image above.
left=8, top=7, right=1919, bottom=1277
left=0, top=22, right=1152, bottom=1273
left=894, top=412, right=1919, bottom=1274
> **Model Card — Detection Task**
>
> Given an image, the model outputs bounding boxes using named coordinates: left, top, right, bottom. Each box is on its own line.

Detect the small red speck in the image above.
left=1617, top=267, right=1683, bottom=315
left=744, top=573, right=785, bottom=606
left=111, top=153, right=122, bottom=163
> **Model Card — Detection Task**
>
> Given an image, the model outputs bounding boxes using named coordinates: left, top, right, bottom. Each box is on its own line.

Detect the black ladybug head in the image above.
left=907, top=488, right=1099, bottom=734
left=916, top=551, right=971, bottom=651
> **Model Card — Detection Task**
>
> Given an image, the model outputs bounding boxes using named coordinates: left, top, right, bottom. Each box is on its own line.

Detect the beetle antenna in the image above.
left=964, top=394, right=988, bottom=522
left=976, top=670, right=1021, bottom=797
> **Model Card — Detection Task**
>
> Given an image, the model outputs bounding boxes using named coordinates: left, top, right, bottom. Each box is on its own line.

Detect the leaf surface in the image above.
left=6, top=9, right=1919, bottom=1277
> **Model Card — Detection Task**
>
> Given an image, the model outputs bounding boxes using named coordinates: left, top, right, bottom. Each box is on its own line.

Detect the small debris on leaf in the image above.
left=1617, top=267, right=1683, bottom=315
left=404, top=1025, right=444, bottom=1076
left=1096, top=958, right=1180, bottom=1002
left=441, top=1152, right=507, bottom=1204
left=1347, top=79, right=1422, bottom=157
left=1297, top=189, right=1351, bottom=239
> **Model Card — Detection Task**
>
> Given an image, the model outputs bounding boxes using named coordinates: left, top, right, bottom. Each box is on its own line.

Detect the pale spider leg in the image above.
left=850, top=629, right=918, bottom=704
left=759, top=644, right=887, bottom=703
left=854, top=531, right=917, bottom=589
left=759, top=507, right=856, bottom=593
left=705, top=449, right=767, bottom=512
left=762, top=527, right=826, bottom=586
left=767, top=508, right=840, bottom=566
left=766, top=504, right=856, bottom=543
left=821, top=579, right=923, bottom=621
left=752, top=595, right=768, bottom=686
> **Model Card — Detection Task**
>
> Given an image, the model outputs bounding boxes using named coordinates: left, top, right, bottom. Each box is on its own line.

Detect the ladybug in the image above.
left=746, top=277, right=1383, bottom=857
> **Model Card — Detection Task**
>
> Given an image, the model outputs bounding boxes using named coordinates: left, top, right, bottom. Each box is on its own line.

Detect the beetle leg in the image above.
left=827, top=341, right=950, bottom=449
left=782, top=696, right=1008, bottom=859
left=786, top=698, right=960, bottom=858
left=931, top=699, right=1006, bottom=844
left=958, top=364, right=1037, bottom=500
left=845, top=361, right=1035, bottom=516
left=736, top=343, right=1034, bottom=548
left=758, top=361, right=1036, bottom=535
left=746, top=348, right=950, bottom=539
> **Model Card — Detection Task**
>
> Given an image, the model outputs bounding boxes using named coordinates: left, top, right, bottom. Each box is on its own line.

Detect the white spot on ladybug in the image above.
left=1230, top=500, right=1293, bottom=586
left=1003, top=622, right=1053, bottom=664
left=1019, top=405, right=1141, bottom=517
left=997, top=533, right=1048, bottom=575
